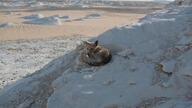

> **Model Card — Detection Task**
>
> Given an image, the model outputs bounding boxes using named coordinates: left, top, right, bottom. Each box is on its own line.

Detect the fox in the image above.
left=80, top=40, right=112, bottom=66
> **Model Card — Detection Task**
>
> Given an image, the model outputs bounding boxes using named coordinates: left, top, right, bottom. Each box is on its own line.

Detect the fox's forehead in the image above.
left=87, top=42, right=95, bottom=46
left=82, top=41, right=96, bottom=47
left=86, top=45, right=96, bottom=49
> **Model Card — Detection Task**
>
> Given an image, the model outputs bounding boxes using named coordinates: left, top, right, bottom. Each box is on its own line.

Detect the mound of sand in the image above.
left=0, top=22, right=21, bottom=28
left=65, top=20, right=72, bottom=22
left=60, top=16, right=69, bottom=19
left=22, top=14, right=44, bottom=19
left=72, top=18, right=84, bottom=21
left=84, top=13, right=101, bottom=19
left=47, top=6, right=192, bottom=108
left=50, top=14, right=69, bottom=19
left=23, top=16, right=61, bottom=25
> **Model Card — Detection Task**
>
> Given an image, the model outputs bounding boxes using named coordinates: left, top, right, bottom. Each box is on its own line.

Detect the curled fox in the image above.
left=79, top=40, right=112, bottom=66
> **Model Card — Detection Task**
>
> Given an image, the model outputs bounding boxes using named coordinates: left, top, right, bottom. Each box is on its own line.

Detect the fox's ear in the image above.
left=95, top=40, right=98, bottom=46
left=82, top=40, right=91, bottom=47
left=82, top=40, right=88, bottom=45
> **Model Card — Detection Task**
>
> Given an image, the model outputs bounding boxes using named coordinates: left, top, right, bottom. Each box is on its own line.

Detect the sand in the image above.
left=0, top=36, right=89, bottom=90
left=0, top=6, right=149, bottom=90
left=0, top=9, right=145, bottom=41
left=0, top=7, right=146, bottom=89
left=1, top=5, right=192, bottom=108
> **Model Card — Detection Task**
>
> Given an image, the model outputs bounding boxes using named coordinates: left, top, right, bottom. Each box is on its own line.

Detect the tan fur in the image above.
left=81, top=40, right=112, bottom=66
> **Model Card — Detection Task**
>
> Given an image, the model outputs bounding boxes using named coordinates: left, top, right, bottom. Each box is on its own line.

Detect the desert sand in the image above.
left=1, top=2, right=192, bottom=107
left=0, top=36, right=89, bottom=90
left=0, top=7, right=147, bottom=89
left=0, top=9, right=145, bottom=41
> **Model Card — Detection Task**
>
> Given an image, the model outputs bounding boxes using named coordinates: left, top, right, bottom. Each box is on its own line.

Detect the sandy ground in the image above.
left=0, top=36, right=89, bottom=90
left=0, top=7, right=146, bottom=89
left=0, top=9, right=145, bottom=41
left=1, top=3, right=192, bottom=108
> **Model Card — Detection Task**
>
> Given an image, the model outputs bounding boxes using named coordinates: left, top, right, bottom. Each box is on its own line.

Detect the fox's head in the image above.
left=82, top=40, right=98, bottom=51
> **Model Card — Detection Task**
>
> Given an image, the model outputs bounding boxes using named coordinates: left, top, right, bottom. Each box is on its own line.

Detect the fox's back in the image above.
left=80, top=40, right=112, bottom=66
